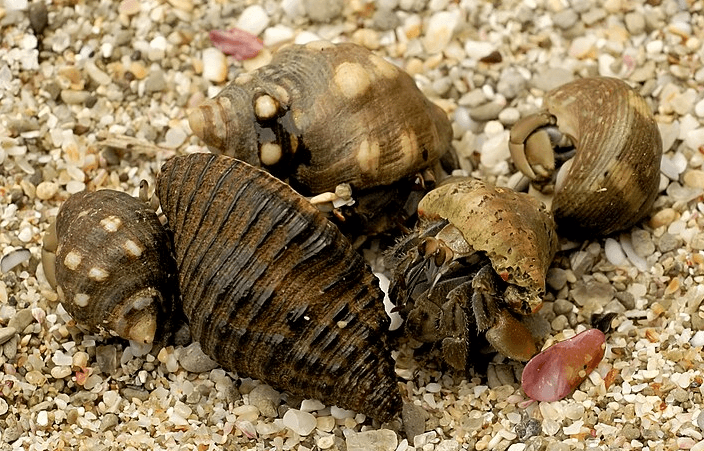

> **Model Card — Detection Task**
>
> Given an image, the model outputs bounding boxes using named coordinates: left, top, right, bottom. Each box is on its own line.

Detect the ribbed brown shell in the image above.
left=545, top=77, right=662, bottom=237
left=156, top=153, right=401, bottom=422
left=188, top=41, right=453, bottom=195
left=53, top=190, right=179, bottom=344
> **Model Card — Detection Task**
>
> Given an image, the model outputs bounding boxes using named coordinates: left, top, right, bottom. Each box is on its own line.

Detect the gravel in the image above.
left=2, top=0, right=704, bottom=450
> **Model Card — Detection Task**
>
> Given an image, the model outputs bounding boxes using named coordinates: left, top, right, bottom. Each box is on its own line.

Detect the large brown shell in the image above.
left=518, top=77, right=662, bottom=237
left=417, top=179, right=558, bottom=313
left=51, top=190, right=179, bottom=344
left=188, top=41, right=453, bottom=195
left=156, top=153, right=401, bottom=422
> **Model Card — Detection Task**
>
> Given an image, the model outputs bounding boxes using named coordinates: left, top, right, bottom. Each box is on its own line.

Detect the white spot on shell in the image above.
left=123, top=239, right=143, bottom=258
left=334, top=62, right=371, bottom=99
left=356, top=139, right=380, bottom=176
left=369, top=54, right=398, bottom=79
left=100, top=215, right=122, bottom=232
left=74, top=293, right=90, bottom=307
left=63, top=251, right=83, bottom=270
left=400, top=130, right=420, bottom=168
left=254, top=94, right=278, bottom=120
left=88, top=266, right=109, bottom=282
left=260, top=142, right=283, bottom=166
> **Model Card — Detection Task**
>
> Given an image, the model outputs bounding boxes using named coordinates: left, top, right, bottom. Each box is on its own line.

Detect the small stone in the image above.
left=423, top=10, right=461, bottom=54
left=470, top=102, right=504, bottom=122
left=300, top=399, right=326, bottom=412
left=402, top=402, right=427, bottom=442
left=36, top=181, right=58, bottom=200
left=464, top=40, right=496, bottom=60
left=236, top=5, right=269, bottom=36
left=649, top=208, right=677, bottom=229
left=684, top=170, right=704, bottom=189
left=0, top=327, right=16, bottom=346
left=304, top=0, right=343, bottom=22
left=282, top=409, right=317, bottom=436
left=697, top=410, right=704, bottom=430
left=60, top=90, right=90, bottom=104
left=531, top=67, right=574, bottom=92
left=36, top=411, right=49, bottom=427
left=552, top=9, right=578, bottom=29
left=248, top=384, right=281, bottom=418
left=100, top=413, right=119, bottom=431
left=120, top=387, right=150, bottom=402
left=96, top=345, right=117, bottom=374
left=316, top=415, right=335, bottom=432
left=29, top=1, right=48, bottom=34
left=630, top=229, right=655, bottom=258
left=546, top=268, right=568, bottom=291
left=498, top=107, right=520, bottom=125
left=144, top=69, right=166, bottom=93
left=119, top=0, right=140, bottom=15
left=0, top=398, right=7, bottom=415
left=604, top=238, right=627, bottom=266
left=436, top=440, right=460, bottom=451
left=552, top=299, right=574, bottom=316
left=164, top=126, right=188, bottom=148
left=346, top=429, right=398, bottom=451
left=201, top=48, right=228, bottom=83
left=317, top=435, right=336, bottom=450
left=8, top=308, right=34, bottom=333
left=176, top=342, right=218, bottom=373
left=624, top=12, right=646, bottom=34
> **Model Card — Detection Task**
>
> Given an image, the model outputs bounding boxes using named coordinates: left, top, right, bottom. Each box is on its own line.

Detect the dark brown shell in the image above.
left=188, top=41, right=453, bottom=195
left=156, top=153, right=401, bottom=422
left=52, top=190, right=179, bottom=344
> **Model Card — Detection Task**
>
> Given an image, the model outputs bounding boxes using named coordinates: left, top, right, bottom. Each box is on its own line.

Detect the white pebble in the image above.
left=317, top=435, right=336, bottom=449
left=463, top=40, right=496, bottom=60
left=685, top=128, right=704, bottom=153
left=164, top=126, right=188, bottom=148
left=65, top=180, right=86, bottom=194
left=282, top=409, right=317, bottom=436
left=201, top=48, right=227, bottom=83
left=52, top=350, right=74, bottom=366
left=236, top=5, right=270, bottom=36
left=646, top=40, right=663, bottom=54
left=604, top=238, right=626, bottom=266
left=300, top=399, right=326, bottom=412
left=5, top=0, right=28, bottom=10
left=330, top=405, right=355, bottom=419
left=422, top=10, right=461, bottom=54
left=263, top=25, right=295, bottom=47
left=1, top=248, right=31, bottom=272
left=0, top=398, right=7, bottom=415
left=619, top=235, right=649, bottom=272
left=696, top=98, right=704, bottom=118
left=36, top=410, right=49, bottom=427
left=17, top=226, right=32, bottom=243
left=690, top=331, right=704, bottom=348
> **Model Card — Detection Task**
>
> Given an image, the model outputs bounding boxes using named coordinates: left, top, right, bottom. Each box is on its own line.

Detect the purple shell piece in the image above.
left=521, top=328, right=606, bottom=402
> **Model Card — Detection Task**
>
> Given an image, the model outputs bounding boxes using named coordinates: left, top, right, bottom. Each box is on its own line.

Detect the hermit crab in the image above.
left=386, top=179, right=558, bottom=370
left=188, top=40, right=455, bottom=234
left=508, top=76, right=662, bottom=237
left=41, top=189, right=180, bottom=345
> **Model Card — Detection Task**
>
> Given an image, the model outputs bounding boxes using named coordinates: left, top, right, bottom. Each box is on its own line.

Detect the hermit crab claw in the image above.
left=508, top=111, right=557, bottom=181
left=485, top=310, right=538, bottom=362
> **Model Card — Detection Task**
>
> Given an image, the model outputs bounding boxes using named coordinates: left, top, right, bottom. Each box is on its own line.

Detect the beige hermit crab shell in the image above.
left=417, top=179, right=559, bottom=314
left=47, top=190, right=179, bottom=344
left=188, top=40, right=453, bottom=195
left=156, top=153, right=402, bottom=422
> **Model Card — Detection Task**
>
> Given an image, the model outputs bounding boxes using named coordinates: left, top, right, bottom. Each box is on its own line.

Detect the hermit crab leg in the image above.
left=508, top=111, right=555, bottom=179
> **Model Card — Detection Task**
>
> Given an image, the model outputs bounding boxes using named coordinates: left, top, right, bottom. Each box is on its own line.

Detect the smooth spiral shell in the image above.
left=47, top=190, right=179, bottom=344
left=156, top=153, right=401, bottom=421
left=188, top=40, right=453, bottom=195
left=510, top=77, right=662, bottom=237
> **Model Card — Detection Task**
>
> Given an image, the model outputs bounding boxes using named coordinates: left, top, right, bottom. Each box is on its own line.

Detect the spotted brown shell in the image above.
left=47, top=190, right=180, bottom=345
left=188, top=41, right=453, bottom=195
left=156, top=153, right=401, bottom=422
left=418, top=179, right=558, bottom=314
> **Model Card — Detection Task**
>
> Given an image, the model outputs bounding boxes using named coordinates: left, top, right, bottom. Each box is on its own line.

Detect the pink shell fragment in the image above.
left=209, top=28, right=263, bottom=60
left=521, top=328, right=606, bottom=402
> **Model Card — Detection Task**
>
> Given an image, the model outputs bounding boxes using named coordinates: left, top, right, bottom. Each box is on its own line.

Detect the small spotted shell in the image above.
left=44, top=190, right=179, bottom=344
left=156, top=153, right=401, bottom=422
left=188, top=41, right=453, bottom=195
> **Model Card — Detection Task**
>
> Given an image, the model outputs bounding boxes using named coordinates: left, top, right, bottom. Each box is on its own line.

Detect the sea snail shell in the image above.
left=509, top=77, right=662, bottom=237
left=188, top=40, right=453, bottom=195
left=156, top=153, right=402, bottom=422
left=41, top=189, right=180, bottom=345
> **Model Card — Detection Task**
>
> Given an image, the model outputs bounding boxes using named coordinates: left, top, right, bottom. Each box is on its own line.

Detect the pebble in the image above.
left=531, top=67, right=574, bottom=92
left=423, top=10, right=461, bottom=54
left=176, top=342, right=219, bottom=373
left=436, top=440, right=461, bottom=451
left=8, top=308, right=34, bottom=333
left=552, top=9, right=578, bottom=29
left=236, top=5, right=270, bottom=36
left=303, top=0, right=343, bottom=22
left=300, top=399, right=326, bottom=412
left=282, top=408, right=317, bottom=436
left=35, top=181, right=58, bottom=200
left=346, top=429, right=398, bottom=451
left=201, top=48, right=228, bottom=83
left=546, top=268, right=568, bottom=291
left=463, top=40, right=496, bottom=60
left=248, top=384, right=281, bottom=418
left=0, top=326, right=13, bottom=346
left=630, top=229, right=655, bottom=258
left=402, top=402, right=427, bottom=442
left=144, top=69, right=166, bottom=93
left=604, top=238, right=627, bottom=266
